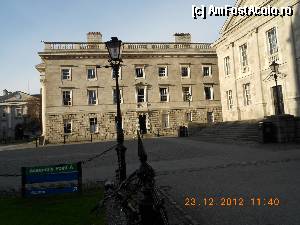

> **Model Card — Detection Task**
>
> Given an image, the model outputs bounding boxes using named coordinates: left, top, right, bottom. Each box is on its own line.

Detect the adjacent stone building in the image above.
left=36, top=32, right=222, bottom=143
left=0, top=90, right=40, bottom=140
left=213, top=0, right=300, bottom=121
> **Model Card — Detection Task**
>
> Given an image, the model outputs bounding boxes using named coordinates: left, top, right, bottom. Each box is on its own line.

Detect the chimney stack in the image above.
left=87, top=32, right=102, bottom=42
left=174, top=33, right=191, bottom=43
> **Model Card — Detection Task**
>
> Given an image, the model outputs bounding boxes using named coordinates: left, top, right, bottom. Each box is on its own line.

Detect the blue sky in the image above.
left=0, top=0, right=235, bottom=94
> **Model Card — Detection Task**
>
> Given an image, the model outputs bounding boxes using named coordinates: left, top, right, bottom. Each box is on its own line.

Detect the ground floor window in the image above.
left=89, top=118, right=98, bottom=133
left=186, top=112, right=192, bottom=122
left=162, top=113, right=169, bottom=128
left=207, top=112, right=214, bottom=123
left=63, top=119, right=72, bottom=134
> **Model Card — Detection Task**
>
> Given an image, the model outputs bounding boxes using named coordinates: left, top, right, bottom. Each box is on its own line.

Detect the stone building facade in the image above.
left=36, top=32, right=222, bottom=143
left=0, top=90, right=40, bottom=140
left=213, top=0, right=300, bottom=121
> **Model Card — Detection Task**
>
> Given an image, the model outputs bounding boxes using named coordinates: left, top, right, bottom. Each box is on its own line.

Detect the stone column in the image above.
left=7, top=105, right=12, bottom=138
left=231, top=42, right=241, bottom=120
left=40, top=74, right=46, bottom=137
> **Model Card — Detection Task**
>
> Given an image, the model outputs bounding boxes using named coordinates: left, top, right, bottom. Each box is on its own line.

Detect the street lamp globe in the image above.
left=105, top=37, right=122, bottom=61
left=270, top=61, right=279, bottom=74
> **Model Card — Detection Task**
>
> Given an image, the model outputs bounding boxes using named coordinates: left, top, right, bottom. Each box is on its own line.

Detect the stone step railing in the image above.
left=44, top=42, right=213, bottom=51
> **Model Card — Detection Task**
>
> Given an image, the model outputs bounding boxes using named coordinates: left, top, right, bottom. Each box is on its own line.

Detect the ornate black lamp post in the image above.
left=105, top=37, right=127, bottom=183
left=270, top=61, right=282, bottom=115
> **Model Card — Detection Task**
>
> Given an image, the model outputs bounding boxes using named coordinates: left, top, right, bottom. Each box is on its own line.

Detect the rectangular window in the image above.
left=239, top=43, right=248, bottom=72
left=160, top=88, right=168, bottom=102
left=267, top=27, right=278, bottom=55
left=243, top=83, right=251, bottom=106
left=61, top=68, right=71, bottom=80
left=224, top=56, right=230, bottom=76
left=186, top=112, right=193, bottom=122
left=64, top=120, right=72, bottom=134
left=226, top=90, right=233, bottom=110
left=63, top=119, right=72, bottom=134
left=203, top=65, right=211, bottom=76
left=181, top=66, right=190, bottom=77
left=87, top=67, right=96, bottom=80
left=15, top=108, right=22, bottom=117
left=2, top=107, right=6, bottom=119
left=88, top=90, right=97, bottom=105
left=89, top=118, right=98, bottom=133
left=135, top=67, right=144, bottom=78
left=204, top=86, right=214, bottom=100
left=112, top=67, right=122, bottom=79
left=62, top=90, right=72, bottom=106
left=158, top=66, right=167, bottom=77
left=182, top=86, right=192, bottom=102
left=207, top=112, right=214, bottom=123
left=113, top=89, right=123, bottom=104
left=137, top=87, right=145, bottom=103
left=162, top=113, right=169, bottom=128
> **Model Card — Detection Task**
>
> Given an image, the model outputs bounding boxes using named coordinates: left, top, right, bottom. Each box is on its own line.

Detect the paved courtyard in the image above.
left=0, top=137, right=299, bottom=225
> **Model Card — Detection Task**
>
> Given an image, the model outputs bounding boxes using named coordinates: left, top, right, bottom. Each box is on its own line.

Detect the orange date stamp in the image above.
left=184, top=196, right=280, bottom=207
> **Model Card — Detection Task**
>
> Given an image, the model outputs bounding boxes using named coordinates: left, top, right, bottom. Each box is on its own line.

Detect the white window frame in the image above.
left=239, top=43, right=248, bottom=73
left=158, top=66, right=168, bottom=77
left=87, top=67, right=97, bottom=80
left=62, top=90, right=72, bottom=106
left=136, top=87, right=146, bottom=103
left=113, top=88, right=123, bottom=104
left=162, top=113, right=170, bottom=128
left=266, top=27, right=278, bottom=56
left=135, top=66, right=145, bottom=79
left=226, top=90, right=233, bottom=110
left=89, top=117, right=98, bottom=133
left=243, top=83, right=251, bottom=106
left=224, top=56, right=230, bottom=76
left=186, top=112, right=193, bottom=122
left=159, top=87, right=169, bottom=102
left=87, top=89, right=98, bottom=105
left=61, top=68, right=72, bottom=80
left=112, top=67, right=122, bottom=80
left=207, top=112, right=215, bottom=123
left=202, top=65, right=212, bottom=77
left=63, top=119, right=72, bottom=134
left=182, top=86, right=192, bottom=102
left=180, top=65, right=190, bottom=78
left=204, top=85, right=214, bottom=100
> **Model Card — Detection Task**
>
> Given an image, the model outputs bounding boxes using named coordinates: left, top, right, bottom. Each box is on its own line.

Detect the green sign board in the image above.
left=25, top=163, right=78, bottom=176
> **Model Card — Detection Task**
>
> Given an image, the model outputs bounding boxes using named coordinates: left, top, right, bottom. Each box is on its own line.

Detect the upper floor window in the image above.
left=159, top=87, right=169, bottom=102
left=137, top=87, right=146, bottom=103
left=266, top=27, right=278, bottom=56
left=135, top=66, right=145, bottom=78
left=89, top=117, right=98, bottom=133
left=204, top=85, right=214, bottom=100
left=88, top=90, right=97, bottom=105
left=62, top=90, right=72, bottom=106
left=239, top=43, right=248, bottom=73
left=63, top=119, right=72, bottom=134
left=224, top=56, right=230, bottom=76
left=181, top=65, right=190, bottom=78
left=203, top=65, right=212, bottom=76
left=112, top=67, right=122, bottom=79
left=226, top=90, right=233, bottom=110
left=61, top=68, right=71, bottom=80
left=15, top=107, right=22, bottom=117
left=182, top=86, right=192, bottom=102
left=113, top=89, right=123, bottom=104
left=243, top=83, right=251, bottom=106
left=158, top=66, right=167, bottom=77
left=87, top=67, right=96, bottom=80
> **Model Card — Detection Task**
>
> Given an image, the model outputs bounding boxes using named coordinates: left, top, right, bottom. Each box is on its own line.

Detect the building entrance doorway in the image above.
left=272, top=85, right=285, bottom=115
left=15, top=124, right=24, bottom=140
left=138, top=115, right=147, bottom=134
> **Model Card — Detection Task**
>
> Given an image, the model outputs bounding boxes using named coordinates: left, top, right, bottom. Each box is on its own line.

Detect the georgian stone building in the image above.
left=213, top=0, right=300, bottom=121
left=36, top=32, right=222, bottom=143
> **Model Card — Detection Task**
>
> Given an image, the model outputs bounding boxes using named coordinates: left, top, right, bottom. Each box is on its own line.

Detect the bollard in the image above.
left=157, top=129, right=160, bottom=137
left=91, top=134, right=93, bottom=142
left=35, top=137, right=38, bottom=148
left=64, top=135, right=66, bottom=144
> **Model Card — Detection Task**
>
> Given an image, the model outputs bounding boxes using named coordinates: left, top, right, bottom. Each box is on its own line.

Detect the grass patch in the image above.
left=0, top=189, right=105, bottom=225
